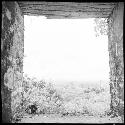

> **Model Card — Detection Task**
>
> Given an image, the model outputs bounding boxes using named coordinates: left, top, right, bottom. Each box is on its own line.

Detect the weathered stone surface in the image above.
left=108, top=2, right=124, bottom=121
left=1, top=1, right=24, bottom=122
left=17, top=2, right=117, bottom=18
left=1, top=1, right=124, bottom=123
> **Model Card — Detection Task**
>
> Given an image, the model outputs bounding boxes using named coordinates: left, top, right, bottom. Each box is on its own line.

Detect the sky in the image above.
left=23, top=15, right=110, bottom=83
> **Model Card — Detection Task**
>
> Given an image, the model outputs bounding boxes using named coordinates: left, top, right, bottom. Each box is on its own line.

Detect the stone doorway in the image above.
left=1, top=2, right=124, bottom=123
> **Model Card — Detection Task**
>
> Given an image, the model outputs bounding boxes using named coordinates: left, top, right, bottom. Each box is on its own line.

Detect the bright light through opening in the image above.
left=24, top=15, right=110, bottom=84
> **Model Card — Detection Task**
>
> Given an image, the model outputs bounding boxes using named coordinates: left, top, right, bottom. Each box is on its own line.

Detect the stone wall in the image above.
left=108, top=2, right=124, bottom=120
left=1, top=2, right=24, bottom=122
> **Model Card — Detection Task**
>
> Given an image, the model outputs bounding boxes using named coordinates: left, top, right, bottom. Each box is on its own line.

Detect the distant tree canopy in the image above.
left=94, top=18, right=108, bottom=37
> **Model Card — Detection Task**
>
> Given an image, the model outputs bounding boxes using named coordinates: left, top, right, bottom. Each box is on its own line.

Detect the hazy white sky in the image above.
left=24, top=15, right=110, bottom=82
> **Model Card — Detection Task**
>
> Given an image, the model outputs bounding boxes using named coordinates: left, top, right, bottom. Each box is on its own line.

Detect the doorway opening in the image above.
left=22, top=15, right=111, bottom=120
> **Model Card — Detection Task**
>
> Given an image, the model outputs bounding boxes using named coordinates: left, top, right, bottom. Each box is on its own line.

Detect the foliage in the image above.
left=17, top=75, right=110, bottom=120
left=21, top=75, right=64, bottom=115
left=94, top=18, right=108, bottom=37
